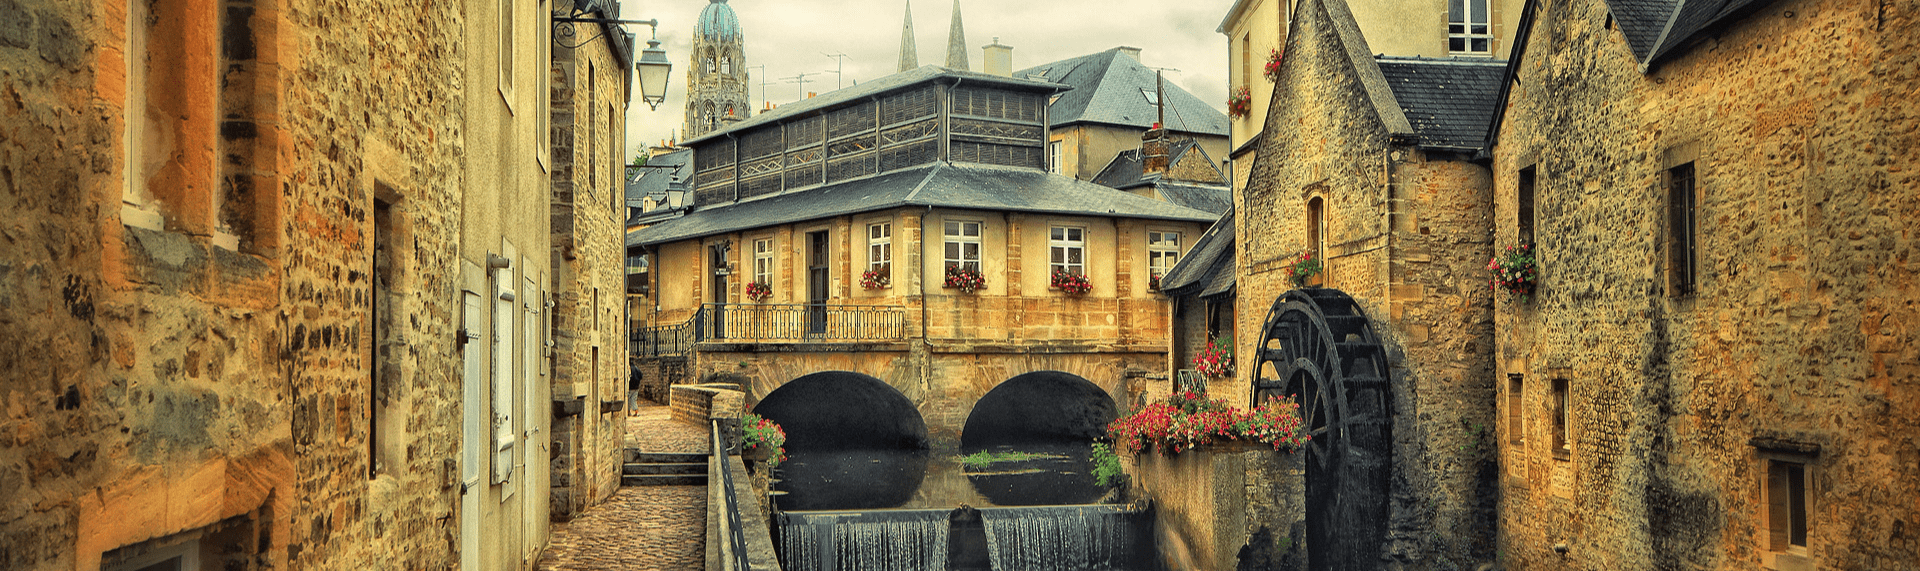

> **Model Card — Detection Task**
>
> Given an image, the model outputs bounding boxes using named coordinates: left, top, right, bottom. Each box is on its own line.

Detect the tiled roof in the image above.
left=625, top=148, right=692, bottom=204
left=1089, top=142, right=1231, bottom=214
left=1157, top=183, right=1232, bottom=216
left=681, top=66, right=1067, bottom=145
left=1090, top=149, right=1146, bottom=188
left=1374, top=57, right=1507, bottom=150
left=1602, top=0, right=1781, bottom=67
left=1015, top=49, right=1230, bottom=136
left=1159, top=209, right=1234, bottom=297
left=626, top=162, right=1218, bottom=247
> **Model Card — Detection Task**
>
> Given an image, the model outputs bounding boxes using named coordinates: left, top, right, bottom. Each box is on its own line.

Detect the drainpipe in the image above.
left=1384, top=148, right=1399, bottom=309
left=919, top=205, right=934, bottom=393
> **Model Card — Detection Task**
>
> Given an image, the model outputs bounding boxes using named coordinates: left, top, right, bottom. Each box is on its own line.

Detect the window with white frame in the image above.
left=943, top=220, right=981, bottom=272
left=1449, top=0, right=1493, bottom=55
left=868, top=222, right=892, bottom=273
left=753, top=238, right=773, bottom=285
left=1048, top=141, right=1063, bottom=174
left=1050, top=226, right=1085, bottom=276
left=1148, top=231, right=1180, bottom=279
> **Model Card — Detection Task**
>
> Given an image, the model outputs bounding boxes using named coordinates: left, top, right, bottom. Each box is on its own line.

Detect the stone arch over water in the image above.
left=960, top=370, right=1117, bottom=450
left=752, top=370, right=929, bottom=451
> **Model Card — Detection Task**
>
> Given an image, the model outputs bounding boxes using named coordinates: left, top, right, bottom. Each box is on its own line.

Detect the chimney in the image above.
left=1115, top=46, right=1142, bottom=61
left=983, top=37, right=1012, bottom=77
left=807, top=92, right=817, bottom=99
left=1142, top=127, right=1170, bottom=176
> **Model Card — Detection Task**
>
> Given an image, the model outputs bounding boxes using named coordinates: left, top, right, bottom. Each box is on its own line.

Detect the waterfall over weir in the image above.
left=779, top=504, right=1154, bottom=571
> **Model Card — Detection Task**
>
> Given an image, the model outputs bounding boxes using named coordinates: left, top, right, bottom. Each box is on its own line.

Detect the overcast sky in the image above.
left=618, top=0, right=1234, bottom=158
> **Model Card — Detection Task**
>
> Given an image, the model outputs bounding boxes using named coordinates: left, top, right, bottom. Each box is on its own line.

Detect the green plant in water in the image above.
left=958, top=450, right=1048, bottom=469
left=1090, top=442, right=1126, bottom=487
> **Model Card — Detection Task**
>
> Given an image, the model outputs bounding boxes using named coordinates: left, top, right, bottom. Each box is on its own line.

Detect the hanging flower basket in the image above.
left=944, top=264, right=985, bottom=294
left=1264, top=48, right=1284, bottom=82
left=1488, top=244, right=1538, bottom=302
left=1288, top=250, right=1322, bottom=288
left=1192, top=334, right=1234, bottom=379
left=1227, top=86, right=1252, bottom=119
left=860, top=266, right=891, bottom=290
left=744, top=281, right=773, bottom=302
left=1050, top=269, right=1092, bottom=295
left=742, top=414, right=788, bottom=468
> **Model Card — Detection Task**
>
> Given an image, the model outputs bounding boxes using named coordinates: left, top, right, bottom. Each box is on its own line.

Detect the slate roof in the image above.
left=1088, top=142, right=1231, bottom=214
left=1015, top=49, right=1230, bottom=136
left=1602, top=0, right=1781, bottom=67
left=626, top=148, right=692, bottom=205
left=1158, top=183, right=1232, bottom=216
left=626, top=162, right=1219, bottom=247
left=681, top=66, right=1068, bottom=146
left=1158, top=209, right=1234, bottom=298
left=1374, top=57, right=1507, bottom=151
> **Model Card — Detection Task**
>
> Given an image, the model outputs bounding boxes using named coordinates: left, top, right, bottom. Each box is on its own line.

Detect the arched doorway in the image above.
left=1253, top=288, right=1393, bottom=571
left=959, top=371, right=1117, bottom=506
left=753, top=371, right=929, bottom=510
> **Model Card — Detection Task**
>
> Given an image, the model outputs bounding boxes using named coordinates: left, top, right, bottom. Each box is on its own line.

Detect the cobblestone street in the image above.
left=537, top=401, right=710, bottom=571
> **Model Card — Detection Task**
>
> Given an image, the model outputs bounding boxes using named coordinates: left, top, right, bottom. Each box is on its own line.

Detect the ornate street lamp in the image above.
left=552, top=14, right=673, bottom=111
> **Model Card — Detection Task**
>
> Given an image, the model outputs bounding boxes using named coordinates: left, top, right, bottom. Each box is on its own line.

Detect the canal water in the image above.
left=772, top=441, right=1159, bottom=571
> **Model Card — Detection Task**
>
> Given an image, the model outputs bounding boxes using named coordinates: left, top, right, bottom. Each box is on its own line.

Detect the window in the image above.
left=1148, top=231, right=1180, bottom=279
left=1507, top=374, right=1524, bottom=445
left=499, top=0, right=515, bottom=97
left=1048, top=141, right=1063, bottom=174
left=943, top=220, right=981, bottom=272
left=868, top=223, right=892, bottom=274
left=1239, top=34, right=1251, bottom=85
left=1668, top=162, right=1697, bottom=296
left=1306, top=196, right=1326, bottom=284
left=1140, top=88, right=1159, bottom=106
left=1767, top=459, right=1810, bottom=552
left=1550, top=378, right=1570, bottom=458
left=753, top=238, right=773, bottom=286
left=1449, top=0, right=1492, bottom=55
left=371, top=198, right=396, bottom=478
left=704, top=58, right=716, bottom=74
left=1050, top=226, right=1085, bottom=276
left=1517, top=166, right=1536, bottom=246
left=721, top=57, right=732, bottom=74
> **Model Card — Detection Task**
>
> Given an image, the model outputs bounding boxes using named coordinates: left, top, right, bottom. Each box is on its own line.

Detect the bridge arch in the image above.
left=751, top=370, right=929, bottom=451
left=960, top=370, right=1116, bottom=451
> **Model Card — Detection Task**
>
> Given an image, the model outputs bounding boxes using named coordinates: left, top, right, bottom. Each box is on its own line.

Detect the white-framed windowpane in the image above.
left=1148, top=231, right=1180, bottom=277
left=1449, top=0, right=1493, bottom=55
left=1049, top=226, right=1085, bottom=276
left=944, top=220, right=981, bottom=271
left=1048, top=141, right=1062, bottom=174
left=868, top=222, right=892, bottom=272
left=753, top=238, right=773, bottom=285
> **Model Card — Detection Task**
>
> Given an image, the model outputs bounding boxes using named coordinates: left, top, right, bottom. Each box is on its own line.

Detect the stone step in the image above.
left=623, top=462, right=707, bottom=476
left=624, top=450, right=709, bottom=464
left=622, top=474, right=709, bottom=487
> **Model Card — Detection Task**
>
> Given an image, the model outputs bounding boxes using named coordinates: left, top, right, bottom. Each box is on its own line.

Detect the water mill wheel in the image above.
left=1253, top=288, right=1393, bottom=571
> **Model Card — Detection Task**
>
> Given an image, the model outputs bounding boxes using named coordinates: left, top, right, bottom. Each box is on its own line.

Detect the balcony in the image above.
left=632, top=303, right=909, bottom=357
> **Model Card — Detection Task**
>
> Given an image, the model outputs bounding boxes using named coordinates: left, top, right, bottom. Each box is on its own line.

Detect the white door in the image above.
left=460, top=290, right=484, bottom=571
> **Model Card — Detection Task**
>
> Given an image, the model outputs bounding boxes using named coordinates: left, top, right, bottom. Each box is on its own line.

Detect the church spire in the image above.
left=945, top=0, right=968, bottom=70
left=898, top=1, right=919, bottom=72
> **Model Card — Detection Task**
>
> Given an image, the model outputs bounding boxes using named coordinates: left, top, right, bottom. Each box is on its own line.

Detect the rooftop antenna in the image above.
left=784, top=72, right=821, bottom=101
left=823, top=52, right=849, bottom=90
left=1145, top=66, right=1183, bottom=129
left=749, top=65, right=770, bottom=112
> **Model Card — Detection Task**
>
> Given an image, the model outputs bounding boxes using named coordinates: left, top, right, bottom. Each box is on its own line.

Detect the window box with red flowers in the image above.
left=1488, top=244, right=1537, bottom=302
left=1192, top=334, right=1234, bottom=379
left=1149, top=273, right=1163, bottom=292
left=1263, top=48, right=1284, bottom=82
left=745, top=281, right=773, bottom=302
left=1105, top=391, right=1306, bottom=457
left=860, top=266, right=891, bottom=290
left=1050, top=269, right=1092, bottom=295
left=1288, top=250, right=1323, bottom=288
left=1227, top=86, right=1253, bottom=119
left=943, top=264, right=985, bottom=294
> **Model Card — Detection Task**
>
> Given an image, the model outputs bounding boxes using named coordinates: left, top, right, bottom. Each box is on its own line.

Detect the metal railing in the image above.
left=698, top=303, right=907, bottom=343
left=711, top=421, right=752, bottom=571
left=631, top=303, right=909, bottom=357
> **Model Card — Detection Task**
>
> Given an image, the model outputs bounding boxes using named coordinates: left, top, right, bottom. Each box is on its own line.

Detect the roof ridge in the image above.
left=1643, top=0, right=1691, bottom=70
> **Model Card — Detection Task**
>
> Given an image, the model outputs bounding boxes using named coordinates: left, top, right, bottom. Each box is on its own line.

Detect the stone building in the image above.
left=683, top=0, right=749, bottom=138
left=1016, top=47, right=1231, bottom=183
left=0, top=0, right=586, bottom=569
left=626, top=66, right=1216, bottom=449
left=1218, top=0, right=1526, bottom=194
left=546, top=0, right=634, bottom=523
left=1090, top=133, right=1232, bottom=215
left=1486, top=0, right=1920, bottom=568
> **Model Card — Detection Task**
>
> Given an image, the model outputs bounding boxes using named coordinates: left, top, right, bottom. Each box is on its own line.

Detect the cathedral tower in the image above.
left=684, top=0, right=749, bottom=138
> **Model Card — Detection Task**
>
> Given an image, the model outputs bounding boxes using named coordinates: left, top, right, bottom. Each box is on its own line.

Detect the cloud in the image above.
left=620, top=0, right=1230, bottom=157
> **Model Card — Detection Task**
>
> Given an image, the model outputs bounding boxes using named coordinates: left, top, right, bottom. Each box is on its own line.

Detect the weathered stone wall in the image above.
left=1492, top=0, right=1919, bottom=568
left=1131, top=448, right=1306, bottom=571
left=1229, top=0, right=1501, bottom=567
left=670, top=384, right=744, bottom=425
left=0, top=0, right=469, bottom=569
left=547, top=17, right=630, bottom=523
left=632, top=355, right=690, bottom=404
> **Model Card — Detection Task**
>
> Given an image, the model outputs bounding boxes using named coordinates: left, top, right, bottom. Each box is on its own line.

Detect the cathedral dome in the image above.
left=695, top=0, right=740, bottom=41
